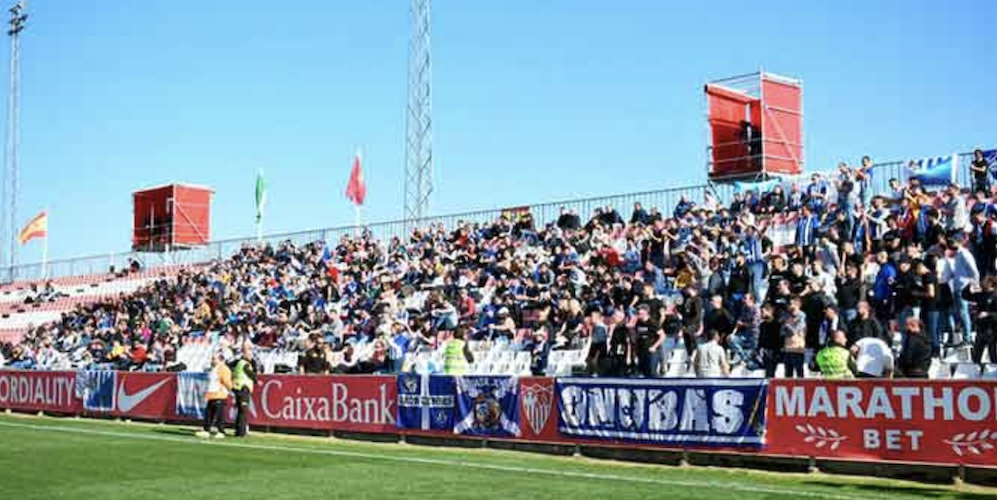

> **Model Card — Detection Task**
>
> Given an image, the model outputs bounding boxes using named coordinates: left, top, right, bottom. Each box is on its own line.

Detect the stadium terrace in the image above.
left=2, top=149, right=997, bottom=385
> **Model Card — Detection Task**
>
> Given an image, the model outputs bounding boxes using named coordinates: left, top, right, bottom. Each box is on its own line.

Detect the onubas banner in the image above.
left=766, top=379, right=997, bottom=466
left=556, top=378, right=767, bottom=447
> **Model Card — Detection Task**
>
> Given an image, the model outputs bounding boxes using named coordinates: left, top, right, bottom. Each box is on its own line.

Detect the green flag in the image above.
left=255, top=169, right=266, bottom=223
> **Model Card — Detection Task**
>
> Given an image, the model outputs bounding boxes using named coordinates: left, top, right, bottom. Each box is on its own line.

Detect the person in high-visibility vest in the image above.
left=443, top=327, right=474, bottom=375
left=231, top=344, right=258, bottom=438
left=196, top=352, right=232, bottom=439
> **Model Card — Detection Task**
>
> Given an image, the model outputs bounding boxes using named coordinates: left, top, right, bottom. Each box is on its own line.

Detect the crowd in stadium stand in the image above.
left=1, top=150, right=997, bottom=379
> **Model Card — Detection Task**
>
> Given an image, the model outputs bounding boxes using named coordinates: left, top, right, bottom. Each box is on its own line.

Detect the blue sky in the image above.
left=9, top=0, right=997, bottom=262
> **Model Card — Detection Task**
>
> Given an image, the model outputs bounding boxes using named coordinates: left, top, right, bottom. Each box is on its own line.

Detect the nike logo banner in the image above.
left=117, top=376, right=171, bottom=414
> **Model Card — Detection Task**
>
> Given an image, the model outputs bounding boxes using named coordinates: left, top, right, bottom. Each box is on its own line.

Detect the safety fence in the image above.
left=0, top=151, right=981, bottom=284
left=2, top=369, right=996, bottom=470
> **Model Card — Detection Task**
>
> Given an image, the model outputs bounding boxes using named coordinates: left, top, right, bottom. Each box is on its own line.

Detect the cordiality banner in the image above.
left=3, top=370, right=997, bottom=467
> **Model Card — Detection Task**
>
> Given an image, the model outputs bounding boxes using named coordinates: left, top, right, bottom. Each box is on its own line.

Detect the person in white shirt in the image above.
left=851, top=336, right=894, bottom=378
left=944, top=184, right=971, bottom=234
left=949, top=235, right=980, bottom=344
left=692, top=329, right=729, bottom=378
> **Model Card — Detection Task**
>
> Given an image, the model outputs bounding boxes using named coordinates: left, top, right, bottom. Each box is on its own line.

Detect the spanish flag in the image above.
left=19, top=211, right=48, bottom=245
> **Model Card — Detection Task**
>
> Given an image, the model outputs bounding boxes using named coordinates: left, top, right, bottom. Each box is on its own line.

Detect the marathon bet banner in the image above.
left=766, top=379, right=997, bottom=466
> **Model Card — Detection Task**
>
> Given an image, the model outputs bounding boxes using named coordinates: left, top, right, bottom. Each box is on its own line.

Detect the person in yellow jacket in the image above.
left=442, top=327, right=474, bottom=375
left=196, top=352, right=232, bottom=439
left=231, top=344, right=258, bottom=438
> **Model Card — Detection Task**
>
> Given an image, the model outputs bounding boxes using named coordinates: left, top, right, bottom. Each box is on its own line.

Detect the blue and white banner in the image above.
left=556, top=378, right=767, bottom=447
left=455, top=376, right=520, bottom=437
left=397, top=373, right=456, bottom=431
left=734, top=177, right=781, bottom=194
left=74, top=370, right=116, bottom=412
left=983, top=149, right=997, bottom=179
left=176, top=372, right=208, bottom=420
left=908, top=154, right=957, bottom=187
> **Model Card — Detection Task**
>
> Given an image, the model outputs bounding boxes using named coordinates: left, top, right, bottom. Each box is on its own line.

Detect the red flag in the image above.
left=345, top=152, right=366, bottom=206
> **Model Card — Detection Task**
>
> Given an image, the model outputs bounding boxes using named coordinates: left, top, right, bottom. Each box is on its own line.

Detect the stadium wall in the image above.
left=0, top=150, right=983, bottom=284
left=2, top=370, right=996, bottom=485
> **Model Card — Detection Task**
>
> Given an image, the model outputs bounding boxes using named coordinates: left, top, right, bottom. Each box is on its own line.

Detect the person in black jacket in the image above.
left=607, top=311, right=632, bottom=377
left=962, top=276, right=997, bottom=365
left=679, top=285, right=703, bottom=354
left=757, top=303, right=783, bottom=378
left=898, top=317, right=932, bottom=378
left=703, top=294, right=734, bottom=341
left=848, top=301, right=888, bottom=346
left=630, top=202, right=649, bottom=226
left=835, top=262, right=863, bottom=323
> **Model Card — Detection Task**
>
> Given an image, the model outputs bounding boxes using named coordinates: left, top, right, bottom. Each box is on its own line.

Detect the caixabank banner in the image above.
left=173, top=373, right=398, bottom=433
left=240, top=375, right=398, bottom=433
left=766, top=379, right=997, bottom=466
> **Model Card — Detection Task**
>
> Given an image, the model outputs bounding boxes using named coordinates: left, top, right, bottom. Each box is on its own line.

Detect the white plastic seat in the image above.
left=943, top=346, right=972, bottom=364
left=665, top=362, right=690, bottom=378
left=952, top=363, right=981, bottom=380
left=668, top=350, right=688, bottom=363
left=928, top=359, right=950, bottom=380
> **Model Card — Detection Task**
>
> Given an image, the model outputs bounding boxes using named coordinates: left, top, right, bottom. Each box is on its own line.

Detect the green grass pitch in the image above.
left=0, top=413, right=993, bottom=500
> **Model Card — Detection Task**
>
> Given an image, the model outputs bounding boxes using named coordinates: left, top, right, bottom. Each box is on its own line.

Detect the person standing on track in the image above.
left=231, top=344, right=258, bottom=438
left=196, top=352, right=232, bottom=439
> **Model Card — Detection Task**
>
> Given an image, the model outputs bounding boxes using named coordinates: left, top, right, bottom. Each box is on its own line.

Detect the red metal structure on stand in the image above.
left=706, top=71, right=804, bottom=181
left=132, top=184, right=213, bottom=252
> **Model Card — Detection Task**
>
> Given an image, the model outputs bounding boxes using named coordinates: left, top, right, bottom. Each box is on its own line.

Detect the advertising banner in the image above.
left=113, top=372, right=176, bottom=419
left=766, top=379, right=997, bottom=466
left=557, top=378, right=767, bottom=447
left=248, top=375, right=397, bottom=433
left=0, top=370, right=80, bottom=413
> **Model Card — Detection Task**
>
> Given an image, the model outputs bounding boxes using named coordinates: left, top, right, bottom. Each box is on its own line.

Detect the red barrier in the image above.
left=0, top=371, right=80, bottom=413
left=766, top=379, right=997, bottom=466
left=248, top=375, right=397, bottom=433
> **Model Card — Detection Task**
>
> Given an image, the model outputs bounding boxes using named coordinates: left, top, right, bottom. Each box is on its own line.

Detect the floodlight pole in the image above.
left=3, top=1, right=26, bottom=270
left=404, top=0, right=433, bottom=226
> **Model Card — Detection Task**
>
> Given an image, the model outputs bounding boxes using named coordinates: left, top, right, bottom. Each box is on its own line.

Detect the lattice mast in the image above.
left=404, top=0, right=433, bottom=222
left=2, top=1, right=26, bottom=268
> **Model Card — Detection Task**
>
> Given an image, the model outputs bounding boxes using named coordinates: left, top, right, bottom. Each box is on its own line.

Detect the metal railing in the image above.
left=0, top=150, right=981, bottom=284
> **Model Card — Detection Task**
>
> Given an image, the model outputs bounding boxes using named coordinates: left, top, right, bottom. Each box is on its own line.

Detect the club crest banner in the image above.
left=455, top=376, right=520, bottom=437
